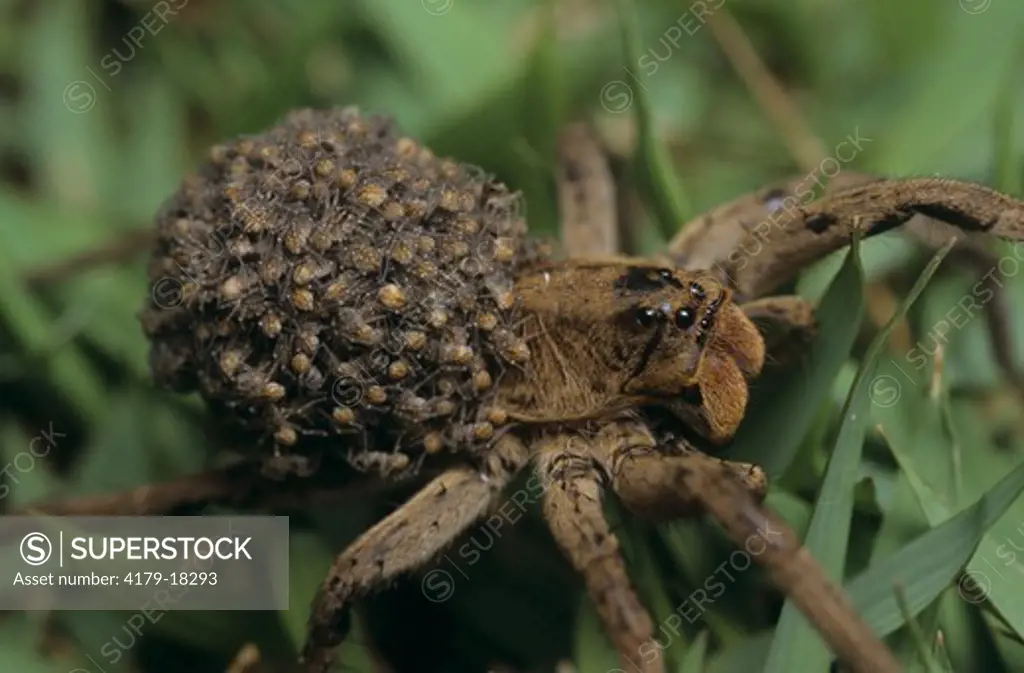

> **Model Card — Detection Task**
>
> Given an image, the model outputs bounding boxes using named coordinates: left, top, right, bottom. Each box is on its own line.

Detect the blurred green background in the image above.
left=2, top=0, right=1024, bottom=672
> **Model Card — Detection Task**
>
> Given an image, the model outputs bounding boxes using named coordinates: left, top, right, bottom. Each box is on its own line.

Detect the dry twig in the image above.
left=7, top=457, right=403, bottom=520
left=24, top=228, right=157, bottom=286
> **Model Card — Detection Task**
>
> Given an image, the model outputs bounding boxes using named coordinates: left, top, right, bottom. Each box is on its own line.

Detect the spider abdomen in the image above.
left=140, top=107, right=544, bottom=472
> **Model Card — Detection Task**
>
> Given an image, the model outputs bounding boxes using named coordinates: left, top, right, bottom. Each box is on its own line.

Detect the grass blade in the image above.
left=763, top=236, right=955, bottom=673
left=0, top=246, right=106, bottom=425
left=845, top=433, right=1024, bottom=638
left=679, top=630, right=710, bottom=673
left=611, top=0, right=691, bottom=237
left=574, top=593, right=623, bottom=672
left=724, top=238, right=866, bottom=476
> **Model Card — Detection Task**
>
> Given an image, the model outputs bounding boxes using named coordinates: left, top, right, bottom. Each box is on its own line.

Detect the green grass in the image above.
left=2, top=1, right=1024, bottom=671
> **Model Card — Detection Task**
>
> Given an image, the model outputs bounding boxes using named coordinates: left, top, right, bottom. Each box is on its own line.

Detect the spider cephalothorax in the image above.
left=139, top=107, right=1024, bottom=673
left=504, top=260, right=764, bottom=441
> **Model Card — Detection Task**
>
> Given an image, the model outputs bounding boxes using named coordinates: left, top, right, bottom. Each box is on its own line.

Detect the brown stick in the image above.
left=23, top=228, right=157, bottom=286
left=6, top=458, right=400, bottom=519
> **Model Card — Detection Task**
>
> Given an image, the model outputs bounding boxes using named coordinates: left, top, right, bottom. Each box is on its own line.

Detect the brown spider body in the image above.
left=140, top=107, right=763, bottom=479
left=139, top=107, right=1024, bottom=673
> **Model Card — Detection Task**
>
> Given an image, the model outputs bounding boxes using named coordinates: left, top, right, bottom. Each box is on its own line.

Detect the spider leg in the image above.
left=674, top=172, right=1024, bottom=392
left=674, top=176, right=1024, bottom=299
left=556, top=122, right=620, bottom=258
left=668, top=172, right=1024, bottom=381
left=741, top=295, right=817, bottom=368
left=535, top=429, right=663, bottom=673
left=596, top=421, right=767, bottom=521
left=667, top=172, right=877, bottom=286
left=607, top=436, right=901, bottom=673
left=300, top=434, right=530, bottom=673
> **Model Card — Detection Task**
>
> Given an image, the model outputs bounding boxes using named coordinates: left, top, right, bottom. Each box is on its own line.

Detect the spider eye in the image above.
left=699, top=316, right=711, bottom=330
left=675, top=307, right=696, bottom=329
left=690, top=282, right=706, bottom=300
left=658, top=268, right=674, bottom=280
left=635, top=307, right=661, bottom=328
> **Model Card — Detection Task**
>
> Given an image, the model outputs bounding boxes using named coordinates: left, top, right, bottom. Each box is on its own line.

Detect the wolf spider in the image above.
left=15, top=119, right=1022, bottom=673
left=300, top=124, right=1024, bottom=673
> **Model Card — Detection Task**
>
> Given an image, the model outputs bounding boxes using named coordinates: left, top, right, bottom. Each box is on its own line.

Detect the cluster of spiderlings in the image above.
left=140, top=107, right=543, bottom=468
